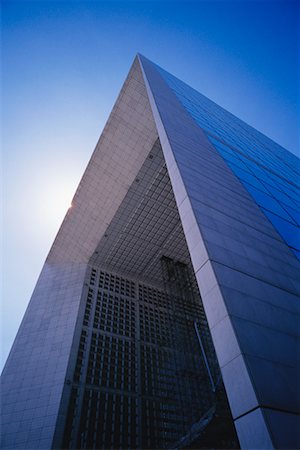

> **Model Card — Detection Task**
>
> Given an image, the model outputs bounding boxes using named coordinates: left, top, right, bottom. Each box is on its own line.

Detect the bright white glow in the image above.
left=38, top=180, right=75, bottom=229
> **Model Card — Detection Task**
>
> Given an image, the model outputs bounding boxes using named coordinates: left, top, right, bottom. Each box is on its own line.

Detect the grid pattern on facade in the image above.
left=93, top=292, right=136, bottom=338
left=89, top=139, right=190, bottom=287
left=86, top=334, right=136, bottom=392
left=65, top=388, right=138, bottom=450
left=62, top=264, right=215, bottom=449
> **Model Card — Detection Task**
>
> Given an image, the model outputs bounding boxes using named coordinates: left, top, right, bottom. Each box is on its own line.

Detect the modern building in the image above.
left=1, top=55, right=299, bottom=450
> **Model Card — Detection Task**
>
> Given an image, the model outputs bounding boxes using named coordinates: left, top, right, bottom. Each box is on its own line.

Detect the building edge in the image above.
left=138, top=54, right=300, bottom=450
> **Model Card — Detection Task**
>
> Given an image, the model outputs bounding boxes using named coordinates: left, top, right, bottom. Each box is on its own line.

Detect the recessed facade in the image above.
left=1, top=55, right=299, bottom=450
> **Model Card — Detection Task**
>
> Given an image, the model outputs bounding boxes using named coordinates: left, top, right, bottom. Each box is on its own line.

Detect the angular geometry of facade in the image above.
left=1, top=55, right=300, bottom=450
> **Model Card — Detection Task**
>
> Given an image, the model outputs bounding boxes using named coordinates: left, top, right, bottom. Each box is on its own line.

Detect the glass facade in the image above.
left=62, top=263, right=236, bottom=449
left=156, top=65, right=300, bottom=260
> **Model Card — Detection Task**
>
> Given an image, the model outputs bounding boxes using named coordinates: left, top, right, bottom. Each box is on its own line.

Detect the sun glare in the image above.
left=38, top=179, right=76, bottom=231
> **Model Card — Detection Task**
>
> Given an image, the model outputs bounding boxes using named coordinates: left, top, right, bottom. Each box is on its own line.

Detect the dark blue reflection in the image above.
left=261, top=209, right=300, bottom=251
left=157, top=64, right=300, bottom=260
left=242, top=183, right=296, bottom=223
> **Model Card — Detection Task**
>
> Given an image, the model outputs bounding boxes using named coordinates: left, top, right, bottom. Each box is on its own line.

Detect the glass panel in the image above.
left=261, top=208, right=300, bottom=252
left=241, top=183, right=296, bottom=223
left=156, top=62, right=300, bottom=260
left=226, top=164, right=269, bottom=193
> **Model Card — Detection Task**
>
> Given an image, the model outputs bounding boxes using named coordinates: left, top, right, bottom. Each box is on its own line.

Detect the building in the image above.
left=1, top=55, right=299, bottom=450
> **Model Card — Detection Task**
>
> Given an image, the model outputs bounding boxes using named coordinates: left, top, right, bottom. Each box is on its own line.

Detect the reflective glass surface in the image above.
left=156, top=64, right=300, bottom=260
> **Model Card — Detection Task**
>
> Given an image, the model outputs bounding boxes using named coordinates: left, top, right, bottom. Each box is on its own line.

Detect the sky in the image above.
left=1, top=0, right=299, bottom=371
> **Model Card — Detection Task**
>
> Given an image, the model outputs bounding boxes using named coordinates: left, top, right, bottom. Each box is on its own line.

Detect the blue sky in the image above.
left=1, top=0, right=299, bottom=370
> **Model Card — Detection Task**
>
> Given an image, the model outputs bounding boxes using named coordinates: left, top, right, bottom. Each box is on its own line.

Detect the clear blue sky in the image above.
left=1, top=0, right=299, bottom=370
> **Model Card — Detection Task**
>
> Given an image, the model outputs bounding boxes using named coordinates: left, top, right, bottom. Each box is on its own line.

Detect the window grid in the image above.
left=63, top=264, right=216, bottom=449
